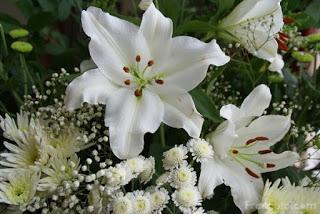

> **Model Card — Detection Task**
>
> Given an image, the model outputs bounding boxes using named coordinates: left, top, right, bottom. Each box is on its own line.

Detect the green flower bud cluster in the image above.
left=291, top=51, right=314, bottom=63
left=307, top=33, right=320, bottom=44
left=9, top=28, right=33, bottom=53
left=268, top=74, right=283, bottom=83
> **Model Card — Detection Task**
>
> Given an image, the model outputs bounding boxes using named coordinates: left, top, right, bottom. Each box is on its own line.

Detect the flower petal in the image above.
left=252, top=151, right=300, bottom=173
left=240, top=84, right=271, bottom=117
left=236, top=114, right=291, bottom=148
left=268, top=54, right=284, bottom=74
left=150, top=38, right=229, bottom=92
left=162, top=93, right=203, bottom=138
left=207, top=121, right=237, bottom=158
left=139, top=3, right=173, bottom=62
left=199, top=158, right=263, bottom=214
left=65, top=69, right=118, bottom=110
left=82, top=7, right=149, bottom=83
left=105, top=88, right=164, bottom=159
left=221, top=0, right=283, bottom=34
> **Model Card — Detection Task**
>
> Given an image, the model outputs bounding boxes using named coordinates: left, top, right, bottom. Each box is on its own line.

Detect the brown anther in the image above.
left=245, top=167, right=260, bottom=179
left=246, top=139, right=257, bottom=145
left=134, top=89, right=142, bottom=97
left=148, top=60, right=154, bottom=66
left=266, top=163, right=276, bottom=168
left=123, top=67, right=130, bottom=73
left=232, top=149, right=239, bottom=154
left=124, top=79, right=131, bottom=85
left=258, top=149, right=272, bottom=154
left=136, top=55, right=141, bottom=62
left=155, top=79, right=164, bottom=85
left=255, top=136, right=269, bottom=141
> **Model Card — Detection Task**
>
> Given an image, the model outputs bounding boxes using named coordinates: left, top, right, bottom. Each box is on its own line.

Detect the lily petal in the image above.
left=240, top=84, right=271, bottom=117
left=150, top=38, right=229, bottom=92
left=221, top=0, right=283, bottom=34
left=207, top=121, right=237, bottom=158
left=162, top=93, right=203, bottom=138
left=140, top=3, right=173, bottom=62
left=82, top=7, right=149, bottom=83
left=252, top=151, right=300, bottom=173
left=268, top=54, right=284, bottom=74
left=105, top=88, right=164, bottom=159
left=236, top=115, right=291, bottom=148
left=65, top=69, right=118, bottom=110
left=199, top=158, right=263, bottom=214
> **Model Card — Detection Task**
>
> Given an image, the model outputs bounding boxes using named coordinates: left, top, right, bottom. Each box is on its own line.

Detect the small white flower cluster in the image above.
left=158, top=140, right=213, bottom=213
left=110, top=188, right=169, bottom=214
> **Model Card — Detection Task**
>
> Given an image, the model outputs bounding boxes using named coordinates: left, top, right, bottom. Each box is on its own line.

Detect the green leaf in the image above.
left=176, top=20, right=213, bottom=34
left=306, top=1, right=320, bottom=23
left=58, top=0, right=73, bottom=21
left=37, top=0, right=57, bottom=11
left=190, top=89, right=222, bottom=123
left=27, top=12, right=55, bottom=31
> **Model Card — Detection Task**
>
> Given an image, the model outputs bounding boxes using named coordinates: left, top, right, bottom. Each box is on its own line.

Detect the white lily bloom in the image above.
left=199, top=87, right=299, bottom=213
left=65, top=4, right=230, bottom=159
left=220, top=84, right=271, bottom=129
left=219, top=0, right=284, bottom=74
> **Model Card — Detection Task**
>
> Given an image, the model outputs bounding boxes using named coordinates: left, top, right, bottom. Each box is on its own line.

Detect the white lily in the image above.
left=220, top=84, right=271, bottom=129
left=199, top=86, right=299, bottom=213
left=219, top=0, right=284, bottom=74
left=65, top=4, right=229, bottom=159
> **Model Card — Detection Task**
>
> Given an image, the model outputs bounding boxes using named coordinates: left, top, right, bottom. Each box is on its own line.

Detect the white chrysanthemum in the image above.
left=172, top=186, right=202, bottom=213
left=0, top=112, right=49, bottom=170
left=127, top=156, right=146, bottom=175
left=104, top=162, right=133, bottom=190
left=170, top=162, right=197, bottom=189
left=111, top=194, right=133, bottom=214
left=139, top=157, right=155, bottom=184
left=149, top=187, right=170, bottom=212
left=187, top=138, right=213, bottom=162
left=163, top=145, right=188, bottom=170
left=128, top=191, right=152, bottom=214
left=45, top=126, right=88, bottom=158
left=0, top=170, right=39, bottom=208
left=259, top=178, right=320, bottom=214
left=155, top=172, right=170, bottom=186
left=38, top=154, right=80, bottom=191
left=193, top=207, right=206, bottom=214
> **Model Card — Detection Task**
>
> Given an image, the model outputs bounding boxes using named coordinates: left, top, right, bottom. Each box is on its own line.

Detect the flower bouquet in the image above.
left=0, top=0, right=319, bottom=213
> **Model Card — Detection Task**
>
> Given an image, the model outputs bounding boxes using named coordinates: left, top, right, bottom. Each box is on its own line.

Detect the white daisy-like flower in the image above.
left=259, top=177, right=320, bottom=214
left=38, top=154, right=80, bottom=192
left=104, top=162, right=133, bottom=190
left=128, top=191, right=152, bottom=214
left=45, top=126, right=88, bottom=158
left=187, top=138, right=214, bottom=162
left=127, top=156, right=146, bottom=176
left=111, top=193, right=133, bottom=214
left=0, top=112, right=49, bottom=170
left=0, top=170, right=39, bottom=208
left=163, top=145, right=188, bottom=170
left=139, top=156, right=155, bottom=184
left=172, top=186, right=202, bottom=213
left=192, top=207, right=206, bottom=214
left=170, top=162, right=197, bottom=189
left=149, top=187, right=170, bottom=213
left=155, top=172, right=170, bottom=186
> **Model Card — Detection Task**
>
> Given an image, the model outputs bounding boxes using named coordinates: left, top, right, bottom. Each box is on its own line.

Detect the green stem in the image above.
left=166, top=207, right=175, bottom=214
left=0, top=24, right=8, bottom=57
left=179, top=0, right=186, bottom=24
left=19, top=54, right=28, bottom=97
left=160, top=124, right=166, bottom=148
